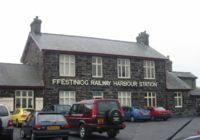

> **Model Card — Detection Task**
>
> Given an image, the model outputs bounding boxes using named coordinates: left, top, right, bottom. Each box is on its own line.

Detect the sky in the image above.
left=0, top=0, right=200, bottom=86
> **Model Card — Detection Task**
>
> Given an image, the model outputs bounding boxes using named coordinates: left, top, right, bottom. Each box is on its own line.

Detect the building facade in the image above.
left=0, top=17, right=199, bottom=116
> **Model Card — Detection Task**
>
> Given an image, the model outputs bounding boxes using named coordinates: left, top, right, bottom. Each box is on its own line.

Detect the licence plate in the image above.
left=47, top=126, right=60, bottom=130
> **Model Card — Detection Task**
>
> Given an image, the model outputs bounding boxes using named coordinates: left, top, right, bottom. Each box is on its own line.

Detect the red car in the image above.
left=66, top=99, right=125, bottom=139
left=147, top=107, right=171, bottom=121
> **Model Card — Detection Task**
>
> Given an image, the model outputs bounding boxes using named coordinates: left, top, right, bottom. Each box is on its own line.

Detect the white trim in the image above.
left=92, top=91, right=103, bottom=99
left=59, top=91, right=76, bottom=105
left=174, top=92, right=183, bottom=108
left=117, top=58, right=130, bottom=79
left=15, top=90, right=34, bottom=109
left=59, top=54, right=75, bottom=77
left=118, top=91, right=132, bottom=106
left=145, top=92, right=157, bottom=107
left=92, top=56, right=103, bottom=78
left=144, top=60, right=155, bottom=79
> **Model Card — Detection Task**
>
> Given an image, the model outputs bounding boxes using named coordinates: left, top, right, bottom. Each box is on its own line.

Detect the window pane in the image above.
left=16, top=91, right=21, bottom=97
left=22, top=98, right=27, bottom=108
left=28, top=98, right=33, bottom=108
left=16, top=98, right=21, bottom=108
left=92, top=65, right=96, bottom=76
left=22, top=91, right=27, bottom=97
left=97, top=65, right=102, bottom=76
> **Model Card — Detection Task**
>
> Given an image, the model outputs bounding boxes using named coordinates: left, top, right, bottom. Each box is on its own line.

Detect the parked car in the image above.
left=20, top=111, right=69, bottom=140
left=42, top=104, right=71, bottom=117
left=122, top=106, right=151, bottom=122
left=11, top=108, right=34, bottom=127
left=147, top=107, right=171, bottom=121
left=66, top=99, right=125, bottom=139
left=0, top=104, right=13, bottom=140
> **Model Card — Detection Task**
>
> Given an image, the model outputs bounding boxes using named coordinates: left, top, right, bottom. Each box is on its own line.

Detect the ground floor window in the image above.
left=92, top=91, right=103, bottom=99
left=15, top=90, right=34, bottom=109
left=118, top=92, right=131, bottom=107
left=145, top=92, right=157, bottom=107
left=174, top=92, right=183, bottom=108
left=59, top=91, right=76, bottom=105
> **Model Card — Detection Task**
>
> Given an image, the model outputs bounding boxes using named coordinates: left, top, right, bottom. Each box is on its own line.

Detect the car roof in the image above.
left=74, top=99, right=119, bottom=104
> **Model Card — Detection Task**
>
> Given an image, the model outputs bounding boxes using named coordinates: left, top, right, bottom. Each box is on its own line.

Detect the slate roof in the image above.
left=173, top=71, right=197, bottom=79
left=166, top=71, right=191, bottom=90
left=189, top=87, right=200, bottom=96
left=0, top=63, right=44, bottom=87
left=29, top=33, right=167, bottom=59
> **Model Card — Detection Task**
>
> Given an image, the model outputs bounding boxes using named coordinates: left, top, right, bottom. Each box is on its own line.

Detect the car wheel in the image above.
left=130, top=116, right=135, bottom=122
left=7, top=133, right=13, bottom=140
left=163, top=118, right=168, bottom=121
left=107, top=129, right=117, bottom=138
left=62, top=136, right=68, bottom=140
left=108, top=109, right=123, bottom=125
left=151, top=116, right=155, bottom=121
left=31, top=133, right=37, bottom=140
left=16, top=120, right=19, bottom=127
left=79, top=124, right=88, bottom=139
left=20, top=129, right=26, bottom=139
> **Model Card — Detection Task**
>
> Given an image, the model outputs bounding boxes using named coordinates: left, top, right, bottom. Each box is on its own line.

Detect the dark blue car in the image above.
left=122, top=106, right=151, bottom=122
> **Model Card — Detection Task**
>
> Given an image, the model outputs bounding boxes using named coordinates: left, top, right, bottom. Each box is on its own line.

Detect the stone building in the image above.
left=0, top=17, right=199, bottom=116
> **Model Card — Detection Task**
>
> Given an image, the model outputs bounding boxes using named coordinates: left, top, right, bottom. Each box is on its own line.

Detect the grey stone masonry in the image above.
left=42, top=50, right=167, bottom=107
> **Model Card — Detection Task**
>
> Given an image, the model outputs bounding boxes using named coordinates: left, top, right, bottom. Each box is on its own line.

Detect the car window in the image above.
left=38, top=114, right=66, bottom=123
left=55, top=105, right=71, bottom=114
left=97, top=101, right=119, bottom=115
left=70, top=104, right=78, bottom=114
left=83, top=104, right=92, bottom=115
left=23, top=109, right=34, bottom=114
left=0, top=106, right=9, bottom=116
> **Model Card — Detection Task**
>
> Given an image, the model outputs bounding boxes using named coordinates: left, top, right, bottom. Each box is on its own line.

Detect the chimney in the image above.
left=30, top=16, right=42, bottom=34
left=166, top=55, right=173, bottom=72
left=136, top=31, right=149, bottom=46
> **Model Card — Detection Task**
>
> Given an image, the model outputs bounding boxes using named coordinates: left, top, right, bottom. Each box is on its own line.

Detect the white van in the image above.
left=0, top=104, right=13, bottom=140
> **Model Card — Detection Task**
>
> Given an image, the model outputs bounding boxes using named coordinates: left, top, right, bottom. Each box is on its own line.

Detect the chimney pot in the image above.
left=136, top=31, right=149, bottom=46
left=30, top=16, right=42, bottom=34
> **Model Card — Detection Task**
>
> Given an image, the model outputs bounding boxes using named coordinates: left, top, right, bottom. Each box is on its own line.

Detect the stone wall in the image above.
left=43, top=51, right=167, bottom=107
left=166, top=90, right=196, bottom=116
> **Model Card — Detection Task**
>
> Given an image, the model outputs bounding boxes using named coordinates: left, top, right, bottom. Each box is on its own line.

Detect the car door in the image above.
left=67, top=104, right=79, bottom=130
left=23, top=113, right=35, bottom=137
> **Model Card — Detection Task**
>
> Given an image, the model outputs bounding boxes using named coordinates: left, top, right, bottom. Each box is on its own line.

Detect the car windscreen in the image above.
left=97, top=101, right=119, bottom=115
left=38, top=114, right=66, bottom=124
left=55, top=105, right=71, bottom=114
left=23, top=109, right=34, bottom=113
left=0, top=106, right=9, bottom=116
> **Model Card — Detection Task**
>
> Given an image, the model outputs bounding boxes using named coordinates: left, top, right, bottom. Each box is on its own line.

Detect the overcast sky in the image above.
left=0, top=0, right=200, bottom=86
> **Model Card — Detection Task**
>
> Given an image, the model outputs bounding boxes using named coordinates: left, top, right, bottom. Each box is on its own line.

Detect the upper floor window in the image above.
left=59, top=54, right=75, bottom=77
left=92, top=57, right=103, bottom=78
left=174, top=92, right=182, bottom=108
left=117, top=58, right=130, bottom=78
left=145, top=92, right=157, bottom=107
left=144, top=60, right=155, bottom=79
left=15, top=90, right=34, bottom=109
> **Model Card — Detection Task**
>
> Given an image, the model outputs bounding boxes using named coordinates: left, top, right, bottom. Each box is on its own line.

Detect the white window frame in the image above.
left=92, top=91, right=103, bottom=99
left=59, top=91, right=76, bottom=105
left=117, top=58, right=130, bottom=79
left=144, top=60, right=155, bottom=79
left=118, top=92, right=131, bottom=107
left=15, top=90, right=34, bottom=109
left=174, top=92, right=183, bottom=108
left=59, top=54, right=75, bottom=77
left=92, top=56, right=103, bottom=78
left=145, top=92, right=157, bottom=107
